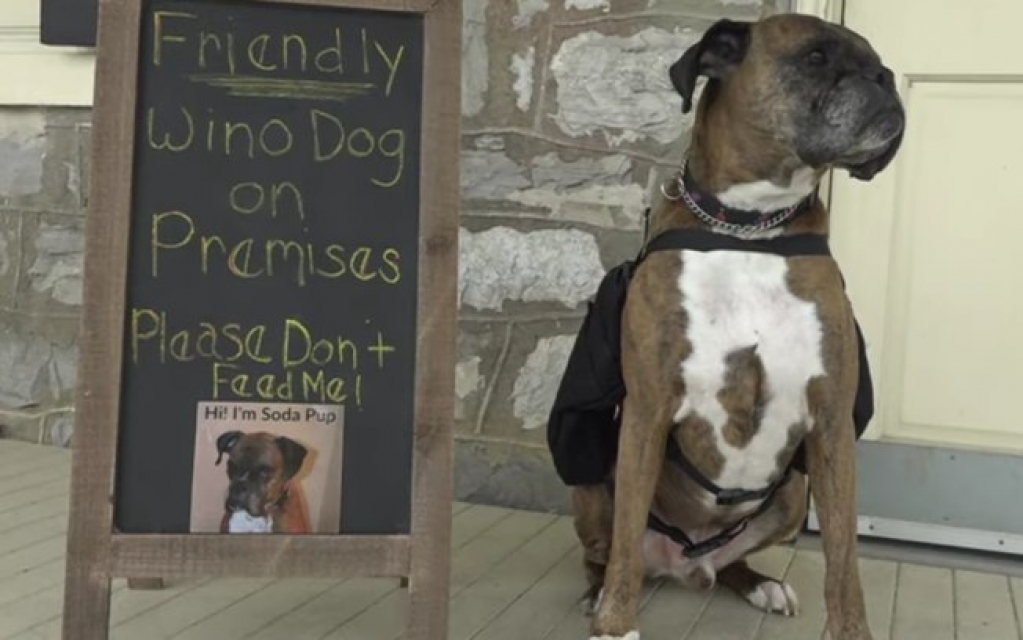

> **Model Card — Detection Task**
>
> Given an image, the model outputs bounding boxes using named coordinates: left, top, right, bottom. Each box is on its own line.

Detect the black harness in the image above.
left=547, top=217, right=874, bottom=559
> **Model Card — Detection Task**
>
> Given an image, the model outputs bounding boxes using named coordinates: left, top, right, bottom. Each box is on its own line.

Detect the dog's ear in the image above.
left=215, top=430, right=243, bottom=465
left=847, top=127, right=904, bottom=181
left=275, top=437, right=308, bottom=480
left=670, top=19, right=752, bottom=114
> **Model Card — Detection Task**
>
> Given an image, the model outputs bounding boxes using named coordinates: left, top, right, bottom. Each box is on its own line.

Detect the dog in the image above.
left=549, top=13, right=904, bottom=640
left=214, top=430, right=313, bottom=534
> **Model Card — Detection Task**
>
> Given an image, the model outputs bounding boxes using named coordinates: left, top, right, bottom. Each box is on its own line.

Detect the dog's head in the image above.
left=670, top=13, right=904, bottom=181
left=215, top=430, right=308, bottom=518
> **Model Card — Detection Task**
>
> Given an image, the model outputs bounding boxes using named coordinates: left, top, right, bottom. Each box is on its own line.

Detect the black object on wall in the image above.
left=40, top=0, right=99, bottom=47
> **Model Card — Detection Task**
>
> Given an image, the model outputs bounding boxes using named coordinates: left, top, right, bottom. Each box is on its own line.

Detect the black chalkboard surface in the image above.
left=114, top=0, right=423, bottom=535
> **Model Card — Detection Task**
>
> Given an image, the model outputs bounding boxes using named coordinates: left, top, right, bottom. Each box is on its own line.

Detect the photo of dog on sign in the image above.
left=189, top=401, right=344, bottom=534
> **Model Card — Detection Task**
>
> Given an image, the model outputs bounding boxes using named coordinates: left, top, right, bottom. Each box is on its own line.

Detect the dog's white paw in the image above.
left=589, top=632, right=639, bottom=640
left=746, top=580, right=799, bottom=617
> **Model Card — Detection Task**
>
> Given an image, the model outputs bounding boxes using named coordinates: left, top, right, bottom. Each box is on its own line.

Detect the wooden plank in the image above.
left=31, top=580, right=205, bottom=639
left=61, top=0, right=143, bottom=634
left=859, top=557, right=898, bottom=640
left=446, top=518, right=577, bottom=640
left=890, top=564, right=955, bottom=640
left=544, top=564, right=671, bottom=633
left=955, top=570, right=1018, bottom=640
left=0, top=584, right=63, bottom=638
left=0, top=497, right=67, bottom=535
left=447, top=505, right=517, bottom=549
left=110, top=534, right=410, bottom=579
left=0, top=537, right=65, bottom=580
left=0, top=560, right=66, bottom=609
left=251, top=504, right=512, bottom=640
left=0, top=454, right=69, bottom=484
left=0, top=463, right=68, bottom=498
left=170, top=578, right=339, bottom=639
left=405, top=0, right=461, bottom=636
left=339, top=509, right=555, bottom=640
left=109, top=578, right=273, bottom=639
left=0, top=478, right=71, bottom=515
left=756, top=549, right=825, bottom=640
left=473, top=546, right=582, bottom=640
left=0, top=515, right=67, bottom=558
left=0, top=442, right=67, bottom=468
left=248, top=579, right=395, bottom=640
left=684, top=545, right=795, bottom=640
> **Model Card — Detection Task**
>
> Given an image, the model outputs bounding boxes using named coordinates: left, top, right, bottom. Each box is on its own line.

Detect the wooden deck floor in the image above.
left=1, top=439, right=1022, bottom=639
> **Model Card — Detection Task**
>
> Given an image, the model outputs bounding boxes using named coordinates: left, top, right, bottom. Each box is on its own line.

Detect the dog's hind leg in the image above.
left=702, top=471, right=808, bottom=616
left=571, top=484, right=614, bottom=613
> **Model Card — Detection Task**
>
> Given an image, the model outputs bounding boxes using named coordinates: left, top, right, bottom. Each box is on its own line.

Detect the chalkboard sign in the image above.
left=63, top=0, right=459, bottom=638
left=117, top=0, right=423, bottom=536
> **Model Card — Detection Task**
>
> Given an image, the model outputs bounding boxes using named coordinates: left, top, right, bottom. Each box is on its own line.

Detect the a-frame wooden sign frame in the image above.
left=61, top=0, right=460, bottom=637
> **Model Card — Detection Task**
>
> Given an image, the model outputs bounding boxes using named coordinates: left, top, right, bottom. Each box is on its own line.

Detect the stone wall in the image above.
left=0, top=0, right=789, bottom=513
left=0, top=108, right=88, bottom=448
left=454, top=0, right=788, bottom=513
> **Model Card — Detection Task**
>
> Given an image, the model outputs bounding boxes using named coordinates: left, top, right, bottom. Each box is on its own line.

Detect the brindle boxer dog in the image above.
left=576, top=14, right=904, bottom=640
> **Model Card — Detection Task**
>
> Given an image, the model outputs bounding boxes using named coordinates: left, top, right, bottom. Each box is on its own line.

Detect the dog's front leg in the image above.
left=590, top=400, right=668, bottom=640
left=805, top=411, right=871, bottom=640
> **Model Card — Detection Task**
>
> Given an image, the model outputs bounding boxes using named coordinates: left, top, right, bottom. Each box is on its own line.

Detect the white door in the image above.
left=815, top=0, right=1023, bottom=553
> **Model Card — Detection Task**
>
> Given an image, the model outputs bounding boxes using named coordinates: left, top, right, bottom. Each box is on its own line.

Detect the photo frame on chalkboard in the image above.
left=62, top=1, right=460, bottom=639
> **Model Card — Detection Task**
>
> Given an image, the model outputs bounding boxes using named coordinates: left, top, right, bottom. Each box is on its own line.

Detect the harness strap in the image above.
left=664, top=434, right=789, bottom=506
left=645, top=469, right=790, bottom=559
left=604, top=451, right=792, bottom=560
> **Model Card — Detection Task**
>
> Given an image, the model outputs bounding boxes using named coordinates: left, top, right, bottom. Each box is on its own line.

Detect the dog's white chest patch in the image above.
left=674, top=250, right=824, bottom=490
left=228, top=511, right=273, bottom=533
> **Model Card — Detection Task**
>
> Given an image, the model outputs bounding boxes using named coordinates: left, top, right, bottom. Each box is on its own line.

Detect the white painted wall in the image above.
left=0, top=0, right=95, bottom=106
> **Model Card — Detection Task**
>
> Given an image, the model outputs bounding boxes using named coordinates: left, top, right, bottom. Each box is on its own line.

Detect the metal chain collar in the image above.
left=659, top=165, right=803, bottom=238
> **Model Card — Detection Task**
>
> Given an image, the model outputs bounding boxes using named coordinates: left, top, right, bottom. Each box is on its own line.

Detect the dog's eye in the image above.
left=805, top=49, right=827, bottom=66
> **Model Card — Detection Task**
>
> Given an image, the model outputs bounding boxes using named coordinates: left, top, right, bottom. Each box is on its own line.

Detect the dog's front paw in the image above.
left=825, top=623, right=873, bottom=640
left=588, top=632, right=639, bottom=640
left=580, top=587, right=603, bottom=616
left=745, top=580, right=799, bottom=617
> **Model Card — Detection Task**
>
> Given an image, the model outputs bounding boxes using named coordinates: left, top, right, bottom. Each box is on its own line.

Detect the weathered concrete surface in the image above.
left=0, top=0, right=792, bottom=513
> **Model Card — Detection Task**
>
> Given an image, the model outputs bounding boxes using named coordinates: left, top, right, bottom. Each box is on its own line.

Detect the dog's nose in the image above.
left=872, top=67, right=895, bottom=90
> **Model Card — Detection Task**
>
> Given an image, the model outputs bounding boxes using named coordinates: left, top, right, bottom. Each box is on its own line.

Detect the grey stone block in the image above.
left=458, top=225, right=605, bottom=312
left=543, top=21, right=701, bottom=152
left=454, top=438, right=570, bottom=515
left=455, top=320, right=508, bottom=430
left=0, top=211, right=21, bottom=301
left=0, top=108, right=89, bottom=215
left=45, top=411, right=74, bottom=447
left=18, top=214, right=84, bottom=311
left=0, top=411, right=43, bottom=443
left=462, top=0, right=489, bottom=118
left=474, top=318, right=582, bottom=443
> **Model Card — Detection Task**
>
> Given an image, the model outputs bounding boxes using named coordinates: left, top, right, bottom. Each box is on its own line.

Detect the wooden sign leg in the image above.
left=405, top=0, right=459, bottom=636
left=62, top=445, right=115, bottom=639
